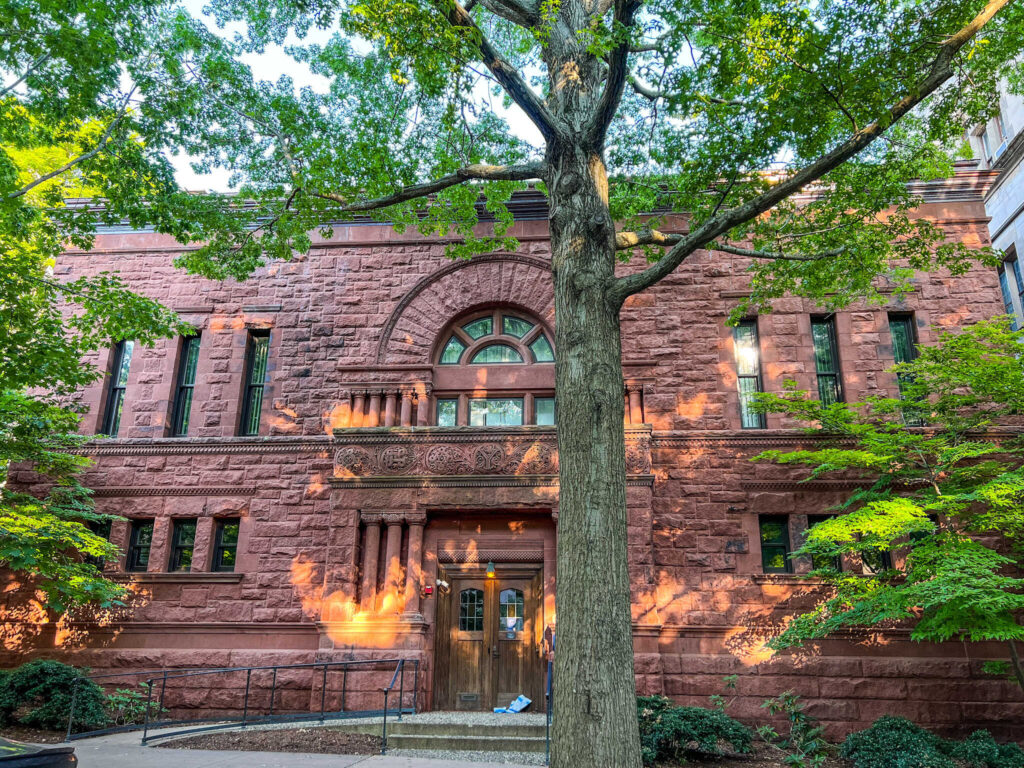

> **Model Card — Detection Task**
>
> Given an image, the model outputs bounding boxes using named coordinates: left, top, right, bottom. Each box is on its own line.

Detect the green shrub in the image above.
left=842, top=717, right=1024, bottom=768
left=637, top=695, right=753, bottom=766
left=0, top=660, right=108, bottom=731
left=106, top=685, right=166, bottom=727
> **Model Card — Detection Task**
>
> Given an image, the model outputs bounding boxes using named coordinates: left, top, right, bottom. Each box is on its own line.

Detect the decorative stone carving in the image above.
left=425, top=444, right=473, bottom=475
left=473, top=444, right=505, bottom=472
left=335, top=446, right=373, bottom=476
left=379, top=444, right=414, bottom=473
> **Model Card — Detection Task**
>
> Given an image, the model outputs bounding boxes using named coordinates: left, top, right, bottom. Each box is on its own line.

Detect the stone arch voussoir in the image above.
left=377, top=254, right=555, bottom=365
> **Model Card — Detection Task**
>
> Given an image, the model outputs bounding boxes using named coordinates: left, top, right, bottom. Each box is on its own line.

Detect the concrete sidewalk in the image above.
left=72, top=730, right=537, bottom=768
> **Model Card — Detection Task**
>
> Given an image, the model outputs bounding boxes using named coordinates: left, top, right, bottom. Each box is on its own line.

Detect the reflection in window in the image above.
left=535, top=397, right=555, bottom=426
left=811, top=317, right=843, bottom=406
left=470, top=344, right=524, bottom=364
left=499, top=588, right=524, bottom=632
left=441, top=336, right=467, bottom=365
left=169, top=519, right=197, bottom=572
left=734, top=321, right=765, bottom=429
left=529, top=335, right=554, bottom=363
left=463, top=317, right=493, bottom=339
left=459, top=588, right=484, bottom=631
left=470, top=398, right=524, bottom=427
left=213, top=519, right=240, bottom=572
left=437, top=398, right=457, bottom=427
left=126, top=520, right=153, bottom=572
left=502, top=315, right=534, bottom=338
left=101, top=340, right=135, bottom=436
left=759, top=516, right=791, bottom=573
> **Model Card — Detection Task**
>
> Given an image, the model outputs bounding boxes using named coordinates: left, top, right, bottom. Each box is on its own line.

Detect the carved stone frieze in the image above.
left=331, top=426, right=652, bottom=482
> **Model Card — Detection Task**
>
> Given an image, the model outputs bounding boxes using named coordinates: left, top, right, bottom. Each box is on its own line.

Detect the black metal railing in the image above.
left=65, top=658, right=418, bottom=751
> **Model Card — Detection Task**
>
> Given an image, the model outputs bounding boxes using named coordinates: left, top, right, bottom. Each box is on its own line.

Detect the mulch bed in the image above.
left=0, top=726, right=68, bottom=744
left=663, top=745, right=847, bottom=768
left=153, top=726, right=381, bottom=754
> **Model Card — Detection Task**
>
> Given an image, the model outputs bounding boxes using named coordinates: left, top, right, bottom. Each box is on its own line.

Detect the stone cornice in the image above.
left=332, top=474, right=654, bottom=489
left=79, top=436, right=332, bottom=456
left=739, top=480, right=867, bottom=492
left=652, top=427, right=1024, bottom=448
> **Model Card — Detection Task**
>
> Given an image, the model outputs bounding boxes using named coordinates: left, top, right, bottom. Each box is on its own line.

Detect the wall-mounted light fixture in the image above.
left=486, top=561, right=496, bottom=578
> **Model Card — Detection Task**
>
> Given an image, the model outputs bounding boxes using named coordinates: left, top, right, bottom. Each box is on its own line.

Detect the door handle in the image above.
left=492, top=645, right=499, bottom=657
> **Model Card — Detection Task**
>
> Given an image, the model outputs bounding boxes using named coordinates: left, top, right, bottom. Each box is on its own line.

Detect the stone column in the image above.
left=367, top=389, right=382, bottom=427
left=415, top=389, right=430, bottom=426
left=382, top=513, right=405, bottom=613
left=402, top=513, right=427, bottom=620
left=383, top=390, right=398, bottom=427
left=359, top=513, right=382, bottom=611
left=628, top=385, right=644, bottom=425
left=400, top=390, right=414, bottom=427
left=351, top=390, right=366, bottom=428
left=457, top=393, right=469, bottom=426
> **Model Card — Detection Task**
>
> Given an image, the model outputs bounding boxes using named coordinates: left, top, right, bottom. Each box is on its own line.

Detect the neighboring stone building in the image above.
left=967, top=73, right=1024, bottom=328
left=3, top=161, right=1021, bottom=737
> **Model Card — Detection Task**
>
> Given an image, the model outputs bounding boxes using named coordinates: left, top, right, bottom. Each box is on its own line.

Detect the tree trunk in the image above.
left=548, top=143, right=642, bottom=768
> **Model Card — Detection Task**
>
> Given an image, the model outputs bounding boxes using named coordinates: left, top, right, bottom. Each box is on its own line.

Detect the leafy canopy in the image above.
left=751, top=318, right=1024, bottom=684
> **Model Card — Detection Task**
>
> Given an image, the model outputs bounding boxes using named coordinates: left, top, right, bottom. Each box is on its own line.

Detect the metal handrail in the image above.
left=65, top=657, right=418, bottom=745
left=380, top=658, right=410, bottom=754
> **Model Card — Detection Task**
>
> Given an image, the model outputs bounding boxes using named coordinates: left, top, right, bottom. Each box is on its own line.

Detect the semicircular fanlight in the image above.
left=469, top=344, right=524, bottom=364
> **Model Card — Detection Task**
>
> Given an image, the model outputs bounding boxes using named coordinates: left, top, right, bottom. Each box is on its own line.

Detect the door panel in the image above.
left=452, top=579, right=487, bottom=710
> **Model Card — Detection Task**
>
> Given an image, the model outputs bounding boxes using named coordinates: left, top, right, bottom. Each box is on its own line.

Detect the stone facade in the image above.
left=3, top=161, right=1021, bottom=738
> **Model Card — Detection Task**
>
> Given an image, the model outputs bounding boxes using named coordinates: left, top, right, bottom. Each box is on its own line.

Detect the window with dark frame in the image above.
left=212, top=519, right=240, bottom=572
left=171, top=334, right=201, bottom=436
left=168, top=519, right=197, bottom=572
left=759, top=516, right=792, bottom=573
left=83, top=518, right=112, bottom=569
left=733, top=320, right=766, bottom=429
left=998, top=262, right=1018, bottom=328
left=126, top=520, right=154, bottom=572
left=810, top=316, right=844, bottom=405
left=101, top=340, right=135, bottom=436
left=806, top=514, right=842, bottom=572
left=861, top=547, right=893, bottom=575
left=887, top=313, right=923, bottom=426
left=239, top=330, right=270, bottom=436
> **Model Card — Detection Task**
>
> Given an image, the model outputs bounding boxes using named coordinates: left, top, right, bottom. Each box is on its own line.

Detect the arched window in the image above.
left=433, top=308, right=556, bottom=427
left=499, top=588, right=524, bottom=632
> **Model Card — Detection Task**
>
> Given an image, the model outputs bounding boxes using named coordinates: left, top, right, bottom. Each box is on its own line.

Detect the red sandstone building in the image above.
left=4, top=162, right=1022, bottom=736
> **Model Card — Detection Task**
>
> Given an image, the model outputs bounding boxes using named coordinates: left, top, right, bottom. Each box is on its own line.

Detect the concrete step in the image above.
left=384, top=733, right=548, bottom=753
left=334, top=721, right=547, bottom=738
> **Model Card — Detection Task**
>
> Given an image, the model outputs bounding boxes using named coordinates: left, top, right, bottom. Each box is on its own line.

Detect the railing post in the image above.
left=158, top=671, right=168, bottom=725
left=341, top=665, right=347, bottom=713
left=319, top=664, right=327, bottom=721
left=241, top=669, right=252, bottom=726
left=381, top=689, right=389, bottom=754
left=142, top=678, right=154, bottom=745
left=64, top=678, right=79, bottom=742
left=397, top=660, right=404, bottom=721
left=269, top=667, right=277, bottom=717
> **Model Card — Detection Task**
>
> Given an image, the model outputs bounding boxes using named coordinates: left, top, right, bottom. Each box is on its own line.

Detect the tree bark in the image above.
left=547, top=141, right=643, bottom=768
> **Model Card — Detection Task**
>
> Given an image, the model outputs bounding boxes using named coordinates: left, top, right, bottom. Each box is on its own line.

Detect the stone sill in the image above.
left=114, top=572, right=244, bottom=584
left=751, top=574, right=826, bottom=585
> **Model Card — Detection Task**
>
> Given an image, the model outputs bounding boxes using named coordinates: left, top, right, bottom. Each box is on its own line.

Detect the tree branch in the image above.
left=310, top=161, right=545, bottom=212
left=443, top=1, right=563, bottom=143
left=588, top=0, right=641, bottom=146
left=0, top=52, right=50, bottom=98
left=608, top=0, right=1010, bottom=304
left=614, top=229, right=844, bottom=261
left=627, top=73, right=747, bottom=107
left=472, top=0, right=540, bottom=27
left=6, top=89, right=136, bottom=201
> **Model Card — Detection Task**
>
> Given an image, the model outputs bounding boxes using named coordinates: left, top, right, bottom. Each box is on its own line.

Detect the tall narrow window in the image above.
left=806, top=514, right=842, bottom=572
left=239, top=330, right=270, bottom=436
left=126, top=520, right=154, bottom=572
left=101, top=340, right=134, bottom=436
left=212, top=519, right=240, bottom=572
left=171, top=334, right=201, bottom=436
left=436, top=398, right=457, bottom=427
left=759, top=516, right=792, bottom=574
left=811, top=316, right=843, bottom=405
left=84, top=518, right=112, bottom=569
left=998, top=263, right=1018, bottom=328
left=888, top=314, right=922, bottom=425
left=168, top=519, right=197, bottom=572
left=534, top=397, right=555, bottom=426
left=733, top=321, right=765, bottom=429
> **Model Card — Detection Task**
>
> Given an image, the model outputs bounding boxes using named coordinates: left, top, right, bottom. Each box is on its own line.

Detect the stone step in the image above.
left=335, top=721, right=547, bottom=737
left=384, top=733, right=548, bottom=753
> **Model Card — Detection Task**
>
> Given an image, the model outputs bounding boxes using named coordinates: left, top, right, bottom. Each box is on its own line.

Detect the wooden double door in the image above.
left=433, top=566, right=545, bottom=711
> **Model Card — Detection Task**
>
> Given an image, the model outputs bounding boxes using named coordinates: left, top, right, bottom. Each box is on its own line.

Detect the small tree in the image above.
left=753, top=317, right=1024, bottom=687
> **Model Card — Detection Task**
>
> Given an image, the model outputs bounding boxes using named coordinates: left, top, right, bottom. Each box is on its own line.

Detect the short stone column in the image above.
left=382, top=514, right=405, bottom=613
left=415, top=389, right=430, bottom=426
left=402, top=513, right=427, bottom=620
left=400, top=390, right=414, bottom=427
left=367, top=390, right=382, bottom=427
left=359, top=513, right=382, bottom=611
left=351, top=390, right=366, bottom=428
left=383, top=390, right=398, bottom=427
left=628, top=385, right=644, bottom=425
